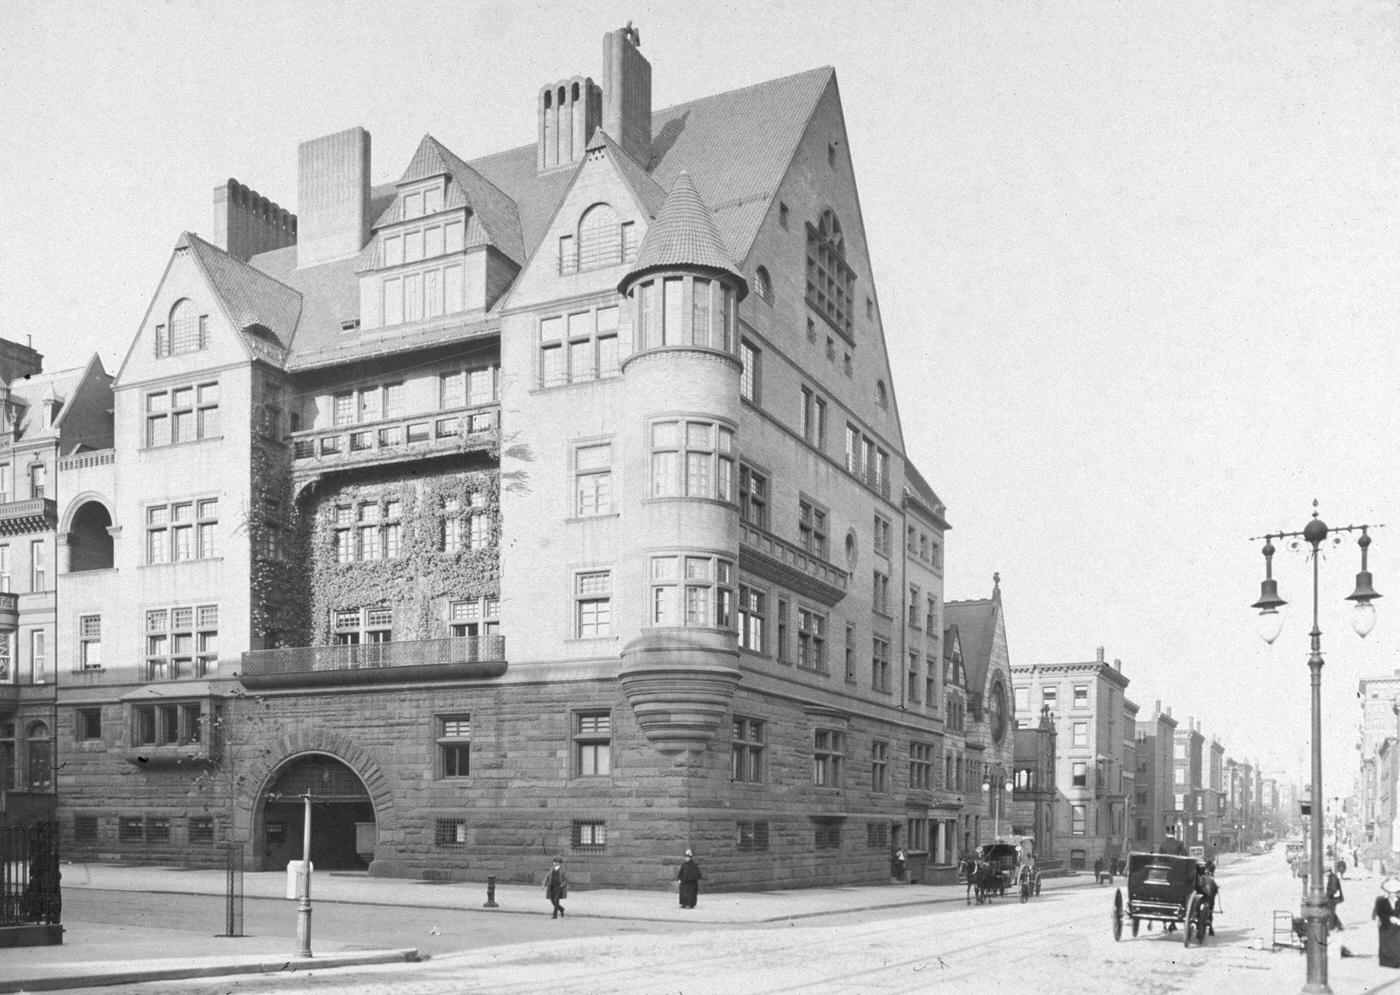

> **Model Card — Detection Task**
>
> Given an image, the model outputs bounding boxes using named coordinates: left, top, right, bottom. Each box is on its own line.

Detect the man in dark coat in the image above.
left=677, top=849, right=703, bottom=909
left=543, top=856, right=568, bottom=919
left=1159, top=828, right=1188, bottom=856
left=1326, top=868, right=1345, bottom=931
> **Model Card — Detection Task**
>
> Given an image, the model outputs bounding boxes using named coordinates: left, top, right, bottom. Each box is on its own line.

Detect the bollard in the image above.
left=484, top=875, right=499, bottom=908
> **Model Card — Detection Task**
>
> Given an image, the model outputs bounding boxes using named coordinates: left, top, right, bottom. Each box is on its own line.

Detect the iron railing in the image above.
left=0, top=820, right=60, bottom=926
left=291, top=405, right=498, bottom=465
left=241, top=635, right=507, bottom=688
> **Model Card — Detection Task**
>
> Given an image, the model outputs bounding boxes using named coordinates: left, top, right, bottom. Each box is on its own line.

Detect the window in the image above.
left=731, top=717, right=765, bottom=783
left=74, top=816, right=98, bottom=843
left=1073, top=685, right=1089, bottom=708
left=926, top=655, right=936, bottom=704
left=649, top=419, right=736, bottom=501
left=740, top=340, right=760, bottom=402
left=0, top=723, right=12, bottom=792
left=0, top=465, right=9, bottom=504
left=906, top=817, right=929, bottom=852
left=871, top=636, right=890, bottom=692
left=1073, top=760, right=1088, bottom=788
left=806, top=209, right=856, bottom=336
left=798, top=499, right=828, bottom=558
left=30, top=540, right=45, bottom=592
left=1014, top=686, right=1029, bottom=714
left=776, top=598, right=790, bottom=664
left=146, top=498, right=218, bottom=564
left=844, top=623, right=856, bottom=681
left=571, top=820, right=607, bottom=851
left=753, top=266, right=772, bottom=303
left=814, top=728, right=844, bottom=786
left=189, top=817, right=215, bottom=845
left=1071, top=804, right=1087, bottom=836
left=574, top=442, right=613, bottom=516
left=872, top=571, right=891, bottom=615
left=25, top=629, right=46, bottom=683
left=435, top=819, right=469, bottom=849
left=572, top=203, right=629, bottom=271
left=440, top=364, right=501, bottom=410
left=119, top=817, right=144, bottom=843
left=908, top=585, right=921, bottom=629
left=1173, top=742, right=1186, bottom=759
left=799, top=387, right=826, bottom=448
left=538, top=306, right=621, bottom=386
left=575, top=571, right=612, bottom=637
left=648, top=554, right=735, bottom=629
left=131, top=701, right=202, bottom=748
left=907, top=651, right=920, bottom=701
left=779, top=202, right=789, bottom=228
left=871, top=740, right=889, bottom=792
left=574, top=712, right=611, bottom=777
left=1042, top=687, right=1058, bottom=711
left=0, top=545, right=8, bottom=592
left=76, top=707, right=101, bottom=742
left=156, top=300, right=209, bottom=357
left=872, top=514, right=892, bottom=558
left=145, top=382, right=219, bottom=447
left=736, top=821, right=770, bottom=852
left=739, top=465, right=768, bottom=528
left=25, top=721, right=50, bottom=789
left=145, top=606, right=218, bottom=680
left=332, top=606, right=391, bottom=646
left=29, top=463, right=45, bottom=500
left=0, top=632, right=9, bottom=683
left=926, top=595, right=937, bottom=633
left=440, top=493, right=491, bottom=553
left=738, top=585, right=766, bottom=652
left=910, top=742, right=935, bottom=790
left=867, top=821, right=889, bottom=848
left=331, top=498, right=409, bottom=562
left=1174, top=767, right=1186, bottom=785
left=1072, top=722, right=1088, bottom=747
left=438, top=715, right=471, bottom=778
left=449, top=597, right=500, bottom=641
left=876, top=380, right=888, bottom=409
left=797, top=608, right=827, bottom=671
left=814, top=821, right=841, bottom=850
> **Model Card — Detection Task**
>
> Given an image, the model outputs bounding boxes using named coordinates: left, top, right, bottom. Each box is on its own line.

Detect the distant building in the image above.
left=1012, top=704, right=1058, bottom=860
left=1134, top=701, right=1178, bottom=850
left=1356, top=671, right=1400, bottom=866
left=1173, top=718, right=1208, bottom=852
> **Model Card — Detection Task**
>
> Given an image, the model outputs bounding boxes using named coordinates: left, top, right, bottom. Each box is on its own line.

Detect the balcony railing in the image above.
left=738, top=521, right=849, bottom=607
left=58, top=449, right=115, bottom=472
left=291, top=405, right=498, bottom=472
left=240, top=635, right=506, bottom=689
left=0, top=498, right=56, bottom=536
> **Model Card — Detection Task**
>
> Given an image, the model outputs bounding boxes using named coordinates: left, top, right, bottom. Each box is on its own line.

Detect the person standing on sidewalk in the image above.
left=543, top=856, right=568, bottom=919
left=1326, top=867, right=1345, bottom=932
left=677, top=849, right=703, bottom=909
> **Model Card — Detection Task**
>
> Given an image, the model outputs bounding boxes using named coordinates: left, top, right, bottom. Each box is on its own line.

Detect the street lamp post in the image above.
left=1251, top=504, right=1382, bottom=994
left=296, top=792, right=313, bottom=959
left=982, top=776, right=1014, bottom=842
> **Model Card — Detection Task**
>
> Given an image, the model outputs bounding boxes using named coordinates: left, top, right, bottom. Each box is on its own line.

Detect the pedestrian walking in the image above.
left=1374, top=877, right=1400, bottom=967
left=677, top=849, right=703, bottom=909
left=891, top=846, right=906, bottom=882
left=543, top=855, right=568, bottom=919
left=1326, top=868, right=1345, bottom=932
left=1094, top=857, right=1105, bottom=884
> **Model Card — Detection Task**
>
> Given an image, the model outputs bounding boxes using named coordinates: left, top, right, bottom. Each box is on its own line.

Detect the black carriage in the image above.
left=1111, top=852, right=1212, bottom=946
left=970, top=843, right=1016, bottom=904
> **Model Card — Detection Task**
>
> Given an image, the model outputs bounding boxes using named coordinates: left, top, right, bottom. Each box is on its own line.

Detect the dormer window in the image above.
left=559, top=203, right=637, bottom=274
left=400, top=183, right=444, bottom=222
left=155, top=299, right=208, bottom=357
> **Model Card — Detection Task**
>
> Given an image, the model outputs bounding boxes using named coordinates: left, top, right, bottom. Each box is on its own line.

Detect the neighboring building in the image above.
left=0, top=343, right=112, bottom=826
left=1134, top=701, right=1178, bottom=851
left=1356, top=671, right=1400, bottom=864
left=1012, top=704, right=1058, bottom=861
left=1207, top=737, right=1225, bottom=850
left=46, top=26, right=955, bottom=889
left=1172, top=718, right=1208, bottom=852
left=945, top=576, right=1017, bottom=852
left=1011, top=647, right=1131, bottom=871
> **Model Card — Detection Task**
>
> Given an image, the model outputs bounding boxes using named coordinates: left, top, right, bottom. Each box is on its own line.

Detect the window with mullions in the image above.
left=648, top=554, right=735, bottom=629
left=872, top=514, right=892, bottom=558
left=27, top=720, right=51, bottom=789
left=814, top=729, right=844, bottom=786
left=332, top=498, right=405, bottom=561
left=872, top=636, right=891, bottom=693
left=806, top=210, right=856, bottom=337
left=814, top=821, right=842, bottom=850
left=449, top=597, right=499, bottom=639
left=332, top=606, right=392, bottom=645
left=739, top=465, right=768, bottom=529
left=573, top=442, right=613, bottom=517
left=331, top=383, right=405, bottom=427
left=740, top=340, right=760, bottom=402
left=738, top=585, right=765, bottom=652
left=736, top=821, right=769, bottom=852
left=731, top=717, right=765, bottom=783
left=438, top=715, right=471, bottom=778
left=798, top=499, right=828, bottom=559
left=131, top=702, right=202, bottom=747
left=146, top=498, right=218, bottom=564
left=649, top=419, right=735, bottom=501
left=800, top=386, right=827, bottom=448
left=435, top=819, right=469, bottom=849
left=145, top=382, right=219, bottom=447
left=441, top=492, right=491, bottom=553
left=571, top=819, right=607, bottom=851
left=910, top=741, right=936, bottom=790
left=154, top=299, right=209, bottom=357
left=439, top=364, right=500, bottom=409
left=573, top=712, right=611, bottom=777
left=797, top=608, right=827, bottom=671
left=145, top=605, right=218, bottom=679
left=871, top=740, right=889, bottom=792
left=538, top=306, right=621, bottom=387
left=630, top=276, right=735, bottom=352
left=574, top=571, right=611, bottom=637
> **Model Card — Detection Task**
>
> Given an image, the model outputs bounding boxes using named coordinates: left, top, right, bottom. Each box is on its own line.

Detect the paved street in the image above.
left=38, top=856, right=1400, bottom=994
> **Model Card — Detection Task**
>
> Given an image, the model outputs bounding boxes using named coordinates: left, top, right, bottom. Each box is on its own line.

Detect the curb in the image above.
left=0, top=948, right=419, bottom=994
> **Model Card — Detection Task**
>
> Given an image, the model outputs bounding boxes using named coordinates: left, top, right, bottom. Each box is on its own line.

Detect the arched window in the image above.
left=753, top=266, right=772, bottom=303
left=157, top=300, right=207, bottom=357
left=26, top=720, right=51, bottom=789
left=578, top=203, right=621, bottom=271
left=876, top=380, right=888, bottom=409
left=806, top=210, right=855, bottom=335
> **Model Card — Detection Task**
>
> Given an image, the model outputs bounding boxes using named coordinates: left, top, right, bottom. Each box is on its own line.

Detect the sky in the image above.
left=1, top=0, right=1396, bottom=792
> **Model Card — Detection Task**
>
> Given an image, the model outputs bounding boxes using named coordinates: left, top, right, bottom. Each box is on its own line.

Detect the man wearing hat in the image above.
left=1158, top=827, right=1187, bottom=857
left=1373, top=876, right=1400, bottom=967
left=542, top=856, right=568, bottom=919
left=677, top=849, right=704, bottom=909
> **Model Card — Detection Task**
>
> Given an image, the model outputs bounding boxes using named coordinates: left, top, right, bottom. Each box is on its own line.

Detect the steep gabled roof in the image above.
left=621, top=172, right=746, bottom=294
left=587, top=129, right=667, bottom=219
left=182, top=232, right=303, bottom=357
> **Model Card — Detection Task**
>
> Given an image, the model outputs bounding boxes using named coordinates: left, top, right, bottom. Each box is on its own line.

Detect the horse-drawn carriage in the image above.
left=964, top=837, right=1042, bottom=905
left=1111, top=852, right=1214, bottom=946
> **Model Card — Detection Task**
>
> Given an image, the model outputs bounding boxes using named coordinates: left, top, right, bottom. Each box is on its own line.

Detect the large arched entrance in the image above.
left=260, top=754, right=375, bottom=871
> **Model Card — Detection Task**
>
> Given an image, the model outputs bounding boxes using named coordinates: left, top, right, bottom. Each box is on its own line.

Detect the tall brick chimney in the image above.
left=602, top=25, right=651, bottom=165
left=297, top=127, right=371, bottom=269
left=213, top=179, right=297, bottom=262
left=538, top=76, right=603, bottom=172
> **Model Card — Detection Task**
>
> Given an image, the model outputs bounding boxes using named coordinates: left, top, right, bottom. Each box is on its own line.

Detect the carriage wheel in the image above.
left=1112, top=889, right=1123, bottom=941
left=1131, top=917, right=1140, bottom=938
left=1184, top=895, right=1200, bottom=948
left=1034, top=875, right=1042, bottom=896
left=975, top=885, right=987, bottom=905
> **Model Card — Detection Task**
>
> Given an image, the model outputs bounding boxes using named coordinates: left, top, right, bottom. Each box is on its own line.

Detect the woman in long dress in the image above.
left=677, top=849, right=703, bottom=909
left=1372, top=876, right=1400, bottom=967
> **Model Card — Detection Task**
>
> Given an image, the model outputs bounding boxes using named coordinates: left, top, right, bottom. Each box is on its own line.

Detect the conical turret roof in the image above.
left=619, top=172, right=748, bottom=299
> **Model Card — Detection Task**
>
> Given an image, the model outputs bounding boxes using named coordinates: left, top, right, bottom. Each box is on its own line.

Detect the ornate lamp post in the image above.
left=982, top=775, right=1014, bottom=842
left=1251, top=503, right=1381, bottom=994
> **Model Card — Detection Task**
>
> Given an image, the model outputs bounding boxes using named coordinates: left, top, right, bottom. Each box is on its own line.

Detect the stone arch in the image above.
left=60, top=494, right=115, bottom=572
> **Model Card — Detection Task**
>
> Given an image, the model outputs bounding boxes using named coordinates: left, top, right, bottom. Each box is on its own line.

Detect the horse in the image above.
left=959, top=855, right=980, bottom=904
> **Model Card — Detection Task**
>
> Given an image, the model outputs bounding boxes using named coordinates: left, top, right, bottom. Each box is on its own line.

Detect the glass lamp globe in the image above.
left=1352, top=601, right=1378, bottom=639
left=1256, top=608, right=1283, bottom=645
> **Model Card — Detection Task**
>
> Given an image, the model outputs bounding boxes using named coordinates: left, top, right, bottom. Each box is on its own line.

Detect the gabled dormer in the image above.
left=357, top=135, right=522, bottom=330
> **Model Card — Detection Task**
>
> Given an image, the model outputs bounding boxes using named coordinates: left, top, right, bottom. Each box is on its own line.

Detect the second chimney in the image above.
left=297, top=127, right=371, bottom=269
left=602, top=25, right=652, bottom=165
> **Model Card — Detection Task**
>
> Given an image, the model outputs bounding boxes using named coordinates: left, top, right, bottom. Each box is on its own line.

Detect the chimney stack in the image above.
left=297, top=127, right=371, bottom=269
left=214, top=179, right=297, bottom=262
left=538, top=77, right=602, bottom=171
left=1113, top=657, right=1121, bottom=672
left=1096, top=646, right=1105, bottom=664
left=602, top=24, right=652, bottom=165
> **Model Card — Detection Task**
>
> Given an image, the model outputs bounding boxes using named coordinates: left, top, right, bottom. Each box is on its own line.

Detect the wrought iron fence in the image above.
left=0, top=820, right=61, bottom=926
left=221, top=841, right=243, bottom=937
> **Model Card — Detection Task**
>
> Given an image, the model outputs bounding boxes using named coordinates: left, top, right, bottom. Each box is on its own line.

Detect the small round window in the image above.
left=845, top=528, right=858, bottom=567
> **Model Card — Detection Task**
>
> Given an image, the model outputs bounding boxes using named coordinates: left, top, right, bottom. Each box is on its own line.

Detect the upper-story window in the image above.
left=753, top=267, right=773, bottom=303
left=806, top=210, right=856, bottom=338
left=648, top=553, right=735, bottom=628
left=28, top=464, right=45, bottom=500
left=649, top=419, right=735, bottom=501
left=155, top=300, right=209, bottom=358
left=876, top=380, right=888, bottom=409
left=146, top=382, right=219, bottom=448
left=400, top=183, right=444, bottom=221
left=631, top=277, right=736, bottom=353
left=539, top=306, right=620, bottom=387
left=560, top=203, right=637, bottom=274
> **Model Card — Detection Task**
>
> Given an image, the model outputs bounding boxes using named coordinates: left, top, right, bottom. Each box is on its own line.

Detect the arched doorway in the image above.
left=260, top=754, right=375, bottom=871
left=67, top=500, right=114, bottom=571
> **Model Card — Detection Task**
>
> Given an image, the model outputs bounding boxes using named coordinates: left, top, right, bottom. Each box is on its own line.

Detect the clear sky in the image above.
left=2, top=0, right=1395, bottom=792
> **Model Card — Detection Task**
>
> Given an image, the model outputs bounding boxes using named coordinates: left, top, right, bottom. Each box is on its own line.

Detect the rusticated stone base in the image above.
left=619, top=629, right=741, bottom=757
